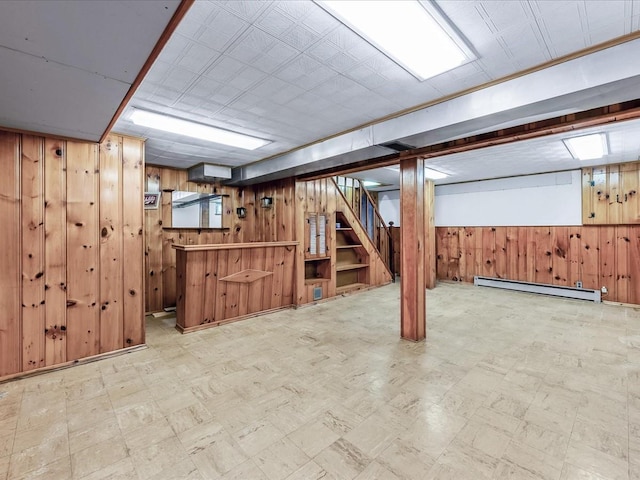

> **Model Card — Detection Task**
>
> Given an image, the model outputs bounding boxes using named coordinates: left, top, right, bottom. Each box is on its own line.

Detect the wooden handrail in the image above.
left=172, top=241, right=298, bottom=251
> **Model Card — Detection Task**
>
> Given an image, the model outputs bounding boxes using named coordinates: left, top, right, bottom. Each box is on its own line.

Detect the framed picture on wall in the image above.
left=144, top=192, right=160, bottom=210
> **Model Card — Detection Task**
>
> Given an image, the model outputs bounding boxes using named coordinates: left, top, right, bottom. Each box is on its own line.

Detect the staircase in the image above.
left=332, top=176, right=394, bottom=279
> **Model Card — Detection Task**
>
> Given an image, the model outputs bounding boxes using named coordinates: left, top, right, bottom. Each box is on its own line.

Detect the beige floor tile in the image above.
left=123, top=417, right=175, bottom=451
left=287, top=419, right=339, bottom=458
left=8, top=431, right=69, bottom=479
left=438, top=439, right=500, bottom=479
left=131, top=436, right=189, bottom=479
left=67, top=395, right=115, bottom=434
left=115, top=400, right=164, bottom=431
left=69, top=417, right=121, bottom=454
left=484, top=391, right=531, bottom=420
left=146, top=458, right=203, bottom=480
left=564, top=442, right=629, bottom=480
left=320, top=406, right=365, bottom=436
left=353, top=460, right=400, bottom=480
left=455, top=419, right=512, bottom=459
left=177, top=420, right=226, bottom=455
left=376, top=438, right=435, bottom=480
left=0, top=456, right=8, bottom=480
left=314, top=439, right=370, bottom=480
left=254, top=438, right=309, bottom=480
left=343, top=413, right=398, bottom=458
left=70, top=436, right=128, bottom=479
left=0, top=433, right=13, bottom=458
left=570, top=419, right=628, bottom=461
left=13, top=457, right=71, bottom=480
left=472, top=406, right=521, bottom=435
left=76, top=457, right=137, bottom=480
left=166, top=402, right=212, bottom=435
left=501, top=441, right=563, bottom=480
left=232, top=420, right=285, bottom=457
left=189, top=430, right=248, bottom=477
left=221, top=459, right=268, bottom=480
left=494, top=459, right=552, bottom=480
left=515, top=420, right=571, bottom=460
left=284, top=460, right=336, bottom=480
left=560, top=462, right=614, bottom=480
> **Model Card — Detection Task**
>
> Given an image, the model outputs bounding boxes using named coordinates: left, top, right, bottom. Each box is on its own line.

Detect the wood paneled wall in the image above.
left=436, top=226, right=640, bottom=305
left=0, top=131, right=144, bottom=378
left=583, top=162, right=640, bottom=225
left=144, top=165, right=295, bottom=312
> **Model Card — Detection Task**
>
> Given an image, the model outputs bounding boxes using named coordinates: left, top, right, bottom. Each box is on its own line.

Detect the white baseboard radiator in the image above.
left=473, top=276, right=601, bottom=303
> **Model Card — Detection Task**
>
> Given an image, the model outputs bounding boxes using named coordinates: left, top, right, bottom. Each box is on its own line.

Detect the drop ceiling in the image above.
left=1, top=1, right=640, bottom=187
left=0, top=0, right=181, bottom=140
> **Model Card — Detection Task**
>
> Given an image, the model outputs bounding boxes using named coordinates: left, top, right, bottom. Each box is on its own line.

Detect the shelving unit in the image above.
left=335, top=211, right=369, bottom=294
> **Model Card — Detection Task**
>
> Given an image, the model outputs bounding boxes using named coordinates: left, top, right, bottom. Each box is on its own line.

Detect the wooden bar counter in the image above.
left=172, top=242, right=298, bottom=333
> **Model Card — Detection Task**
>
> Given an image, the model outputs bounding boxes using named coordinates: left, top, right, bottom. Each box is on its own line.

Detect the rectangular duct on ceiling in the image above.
left=474, top=276, right=601, bottom=302
left=188, top=163, right=232, bottom=183
left=379, top=141, right=415, bottom=152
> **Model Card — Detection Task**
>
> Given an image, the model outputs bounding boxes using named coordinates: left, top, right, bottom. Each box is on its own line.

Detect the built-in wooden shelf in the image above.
left=336, top=263, right=369, bottom=272
left=304, top=256, right=331, bottom=261
left=336, top=244, right=362, bottom=249
left=336, top=283, right=367, bottom=294
left=304, top=278, right=330, bottom=285
left=336, top=227, right=352, bottom=231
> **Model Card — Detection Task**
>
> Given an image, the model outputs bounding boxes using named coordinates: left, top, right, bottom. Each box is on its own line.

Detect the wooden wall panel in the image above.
left=21, top=136, right=45, bottom=371
left=0, top=131, right=145, bottom=380
left=66, top=141, right=100, bottom=360
left=144, top=165, right=296, bottom=312
left=583, top=162, right=640, bottom=224
left=99, top=136, right=123, bottom=353
left=436, top=225, right=639, bottom=305
left=0, top=132, right=22, bottom=376
left=44, top=139, right=67, bottom=366
left=122, top=137, right=144, bottom=347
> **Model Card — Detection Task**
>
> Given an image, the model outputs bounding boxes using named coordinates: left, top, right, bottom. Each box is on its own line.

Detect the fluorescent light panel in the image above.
left=317, top=1, right=472, bottom=81
left=563, top=133, right=608, bottom=160
left=361, top=180, right=381, bottom=187
left=130, top=109, right=271, bottom=150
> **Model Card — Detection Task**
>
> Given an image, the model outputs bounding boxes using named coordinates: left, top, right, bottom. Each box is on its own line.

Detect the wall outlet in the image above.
left=576, top=281, right=583, bottom=288
left=601, top=286, right=608, bottom=294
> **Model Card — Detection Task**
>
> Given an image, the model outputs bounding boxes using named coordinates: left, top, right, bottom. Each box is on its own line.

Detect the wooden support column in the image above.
left=400, top=158, right=426, bottom=341
left=425, top=180, right=436, bottom=289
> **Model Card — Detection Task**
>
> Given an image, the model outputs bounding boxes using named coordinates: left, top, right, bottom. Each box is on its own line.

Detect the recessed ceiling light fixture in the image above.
left=130, top=109, right=271, bottom=150
left=317, top=0, right=473, bottom=81
left=424, top=167, right=448, bottom=180
left=563, top=133, right=608, bottom=160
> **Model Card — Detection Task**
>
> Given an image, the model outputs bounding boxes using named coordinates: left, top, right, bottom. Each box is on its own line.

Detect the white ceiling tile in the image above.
left=276, top=1, right=316, bottom=21
left=203, top=56, right=247, bottom=83
left=255, top=8, right=295, bottom=37
left=307, top=39, right=342, bottom=62
left=278, top=25, right=320, bottom=51
left=220, top=0, right=272, bottom=22
left=175, top=41, right=221, bottom=73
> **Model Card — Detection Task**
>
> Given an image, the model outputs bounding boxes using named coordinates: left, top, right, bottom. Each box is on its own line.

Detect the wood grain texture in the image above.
left=99, top=136, right=123, bottom=353
left=583, top=162, right=640, bottom=224
left=122, top=137, right=145, bottom=347
left=21, top=135, right=45, bottom=371
left=436, top=225, right=639, bottom=305
left=400, top=158, right=426, bottom=341
left=0, top=131, right=145, bottom=380
left=0, top=132, right=22, bottom=376
left=174, top=243, right=297, bottom=332
left=44, top=139, right=67, bottom=366
left=66, top=141, right=100, bottom=360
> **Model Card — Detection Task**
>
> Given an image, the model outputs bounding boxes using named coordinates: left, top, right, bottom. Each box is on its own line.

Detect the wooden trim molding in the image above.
left=99, top=0, right=195, bottom=142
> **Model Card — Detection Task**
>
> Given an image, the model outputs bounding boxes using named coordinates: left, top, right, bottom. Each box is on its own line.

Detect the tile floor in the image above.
left=1, top=282, right=640, bottom=479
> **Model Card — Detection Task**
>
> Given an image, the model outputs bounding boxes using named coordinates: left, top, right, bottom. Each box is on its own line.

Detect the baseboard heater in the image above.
left=473, top=276, right=601, bottom=303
